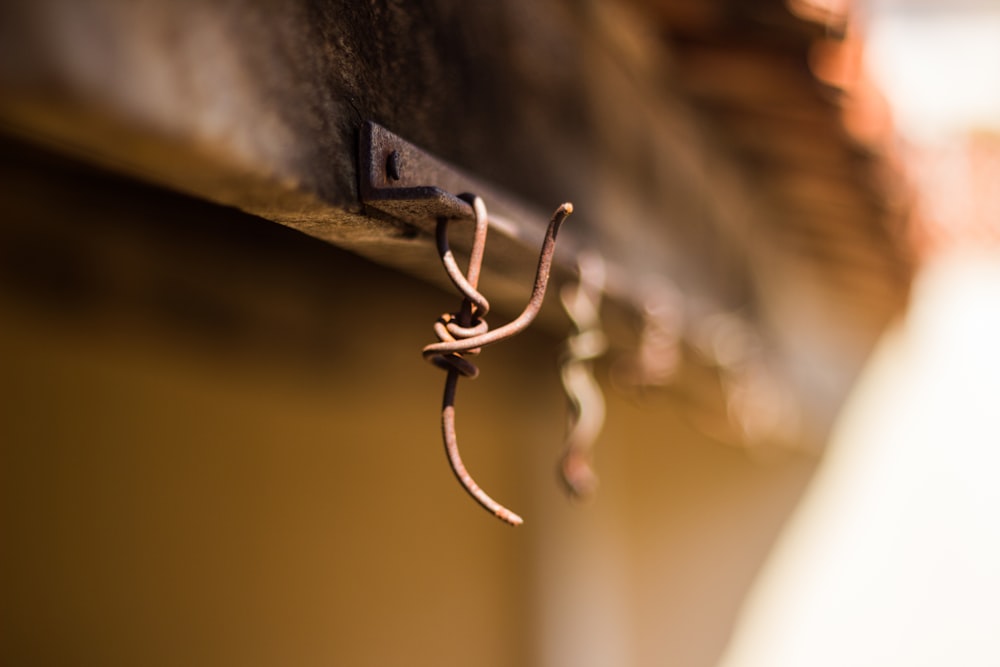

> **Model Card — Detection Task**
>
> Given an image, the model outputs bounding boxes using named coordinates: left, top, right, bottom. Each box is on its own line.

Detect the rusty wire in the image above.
left=558, top=251, right=607, bottom=499
left=423, top=195, right=573, bottom=526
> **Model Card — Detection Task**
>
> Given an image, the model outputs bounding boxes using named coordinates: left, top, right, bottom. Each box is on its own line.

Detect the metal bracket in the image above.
left=359, top=121, right=658, bottom=345
left=359, top=121, right=558, bottom=250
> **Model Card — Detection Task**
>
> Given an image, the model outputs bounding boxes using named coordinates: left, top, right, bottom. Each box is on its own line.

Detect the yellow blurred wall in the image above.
left=0, top=140, right=816, bottom=667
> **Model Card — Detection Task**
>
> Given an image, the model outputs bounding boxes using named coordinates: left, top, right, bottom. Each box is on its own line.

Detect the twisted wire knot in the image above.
left=427, top=310, right=489, bottom=378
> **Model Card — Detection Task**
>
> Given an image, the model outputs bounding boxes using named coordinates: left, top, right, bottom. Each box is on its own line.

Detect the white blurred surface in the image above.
left=719, top=252, right=1000, bottom=666
left=865, top=3, right=1000, bottom=141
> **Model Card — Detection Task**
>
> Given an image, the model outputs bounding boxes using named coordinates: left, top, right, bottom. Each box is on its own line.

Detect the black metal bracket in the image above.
left=359, top=121, right=557, bottom=251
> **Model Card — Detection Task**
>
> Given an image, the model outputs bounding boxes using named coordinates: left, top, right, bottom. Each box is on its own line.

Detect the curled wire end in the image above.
left=558, top=357, right=605, bottom=499
left=503, top=511, right=525, bottom=526
left=558, top=251, right=607, bottom=500
left=560, top=450, right=600, bottom=500
left=442, top=366, right=524, bottom=526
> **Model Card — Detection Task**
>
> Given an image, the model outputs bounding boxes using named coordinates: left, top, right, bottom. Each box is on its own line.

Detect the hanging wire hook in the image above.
left=558, top=251, right=607, bottom=499
left=424, top=196, right=573, bottom=526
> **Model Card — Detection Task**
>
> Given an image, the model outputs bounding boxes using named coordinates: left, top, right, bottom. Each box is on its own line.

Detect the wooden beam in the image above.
left=0, top=0, right=913, bottom=446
